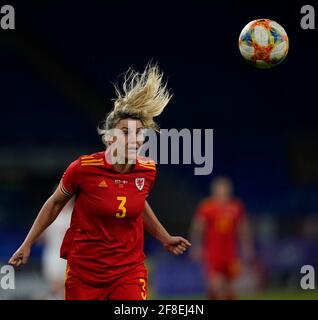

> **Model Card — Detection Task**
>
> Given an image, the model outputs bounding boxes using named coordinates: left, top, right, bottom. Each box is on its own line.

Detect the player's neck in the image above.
left=113, top=163, right=133, bottom=173
left=105, top=150, right=135, bottom=173
left=212, top=195, right=230, bottom=203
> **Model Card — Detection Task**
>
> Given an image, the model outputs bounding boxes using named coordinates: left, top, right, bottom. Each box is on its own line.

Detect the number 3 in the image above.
left=116, top=196, right=127, bottom=218
left=139, top=278, right=147, bottom=300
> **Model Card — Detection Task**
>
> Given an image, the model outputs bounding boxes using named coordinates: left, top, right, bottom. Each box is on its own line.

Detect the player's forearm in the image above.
left=240, top=219, right=255, bottom=260
left=190, top=230, right=202, bottom=249
left=189, top=220, right=203, bottom=249
left=22, top=196, right=66, bottom=247
left=142, top=201, right=171, bottom=244
left=241, top=234, right=254, bottom=259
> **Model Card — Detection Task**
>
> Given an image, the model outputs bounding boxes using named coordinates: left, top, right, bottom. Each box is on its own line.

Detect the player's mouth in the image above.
left=127, top=145, right=138, bottom=151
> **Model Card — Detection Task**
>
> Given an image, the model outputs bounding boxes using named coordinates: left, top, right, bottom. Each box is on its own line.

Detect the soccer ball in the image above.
left=238, top=19, right=289, bottom=68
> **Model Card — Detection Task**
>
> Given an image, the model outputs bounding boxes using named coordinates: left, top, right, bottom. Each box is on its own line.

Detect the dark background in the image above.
left=0, top=0, right=317, bottom=298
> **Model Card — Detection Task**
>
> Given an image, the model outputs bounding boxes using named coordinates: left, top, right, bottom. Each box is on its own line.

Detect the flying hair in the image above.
left=98, top=63, right=172, bottom=145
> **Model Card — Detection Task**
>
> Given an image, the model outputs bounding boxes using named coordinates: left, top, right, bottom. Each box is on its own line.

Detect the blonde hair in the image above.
left=98, top=63, right=172, bottom=143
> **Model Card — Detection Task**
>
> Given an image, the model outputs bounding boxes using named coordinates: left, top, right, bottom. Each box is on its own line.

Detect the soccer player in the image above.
left=9, top=64, right=191, bottom=300
left=190, top=176, right=254, bottom=300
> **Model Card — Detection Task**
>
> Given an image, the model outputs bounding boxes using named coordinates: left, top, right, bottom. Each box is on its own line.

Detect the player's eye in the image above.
left=137, top=128, right=145, bottom=135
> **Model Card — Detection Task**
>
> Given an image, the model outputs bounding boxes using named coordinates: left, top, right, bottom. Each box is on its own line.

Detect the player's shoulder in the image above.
left=199, top=197, right=215, bottom=208
left=231, top=197, right=244, bottom=207
left=66, top=151, right=105, bottom=171
left=78, top=151, right=105, bottom=167
left=230, top=197, right=246, bottom=213
left=136, top=156, right=156, bottom=172
left=137, top=156, right=156, bottom=165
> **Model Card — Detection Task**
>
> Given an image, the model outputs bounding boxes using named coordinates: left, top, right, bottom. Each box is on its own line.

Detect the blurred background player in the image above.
left=41, top=187, right=73, bottom=300
left=190, top=176, right=255, bottom=300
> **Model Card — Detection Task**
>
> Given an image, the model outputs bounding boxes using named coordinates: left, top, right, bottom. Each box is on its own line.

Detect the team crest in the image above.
left=135, top=178, right=145, bottom=191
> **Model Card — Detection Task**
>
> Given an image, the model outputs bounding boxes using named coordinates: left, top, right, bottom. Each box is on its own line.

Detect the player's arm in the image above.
left=142, top=201, right=191, bottom=255
left=239, top=215, right=255, bottom=263
left=8, top=185, right=70, bottom=267
left=189, top=215, right=205, bottom=261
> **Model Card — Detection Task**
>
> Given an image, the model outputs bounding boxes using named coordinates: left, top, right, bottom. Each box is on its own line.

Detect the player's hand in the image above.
left=163, top=236, right=191, bottom=255
left=8, top=244, right=31, bottom=267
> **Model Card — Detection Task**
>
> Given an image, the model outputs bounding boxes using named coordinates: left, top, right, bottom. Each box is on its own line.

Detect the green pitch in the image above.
left=155, top=291, right=318, bottom=300
left=240, top=291, right=318, bottom=300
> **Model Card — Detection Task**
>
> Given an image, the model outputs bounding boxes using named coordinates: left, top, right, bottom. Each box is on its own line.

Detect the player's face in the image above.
left=213, top=181, right=233, bottom=201
left=115, top=118, right=144, bottom=161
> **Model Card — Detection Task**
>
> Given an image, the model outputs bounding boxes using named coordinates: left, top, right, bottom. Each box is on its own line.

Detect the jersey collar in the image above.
left=104, top=149, right=140, bottom=172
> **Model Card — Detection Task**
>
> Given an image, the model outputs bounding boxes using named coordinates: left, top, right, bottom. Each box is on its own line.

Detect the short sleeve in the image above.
left=194, top=201, right=209, bottom=222
left=59, top=159, right=81, bottom=197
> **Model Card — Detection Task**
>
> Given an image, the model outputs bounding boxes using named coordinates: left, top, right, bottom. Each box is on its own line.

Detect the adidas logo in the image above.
left=98, top=180, right=108, bottom=188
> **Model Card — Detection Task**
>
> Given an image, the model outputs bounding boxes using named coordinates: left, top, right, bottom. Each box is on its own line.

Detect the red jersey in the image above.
left=195, top=198, right=245, bottom=263
left=59, top=151, right=156, bottom=287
